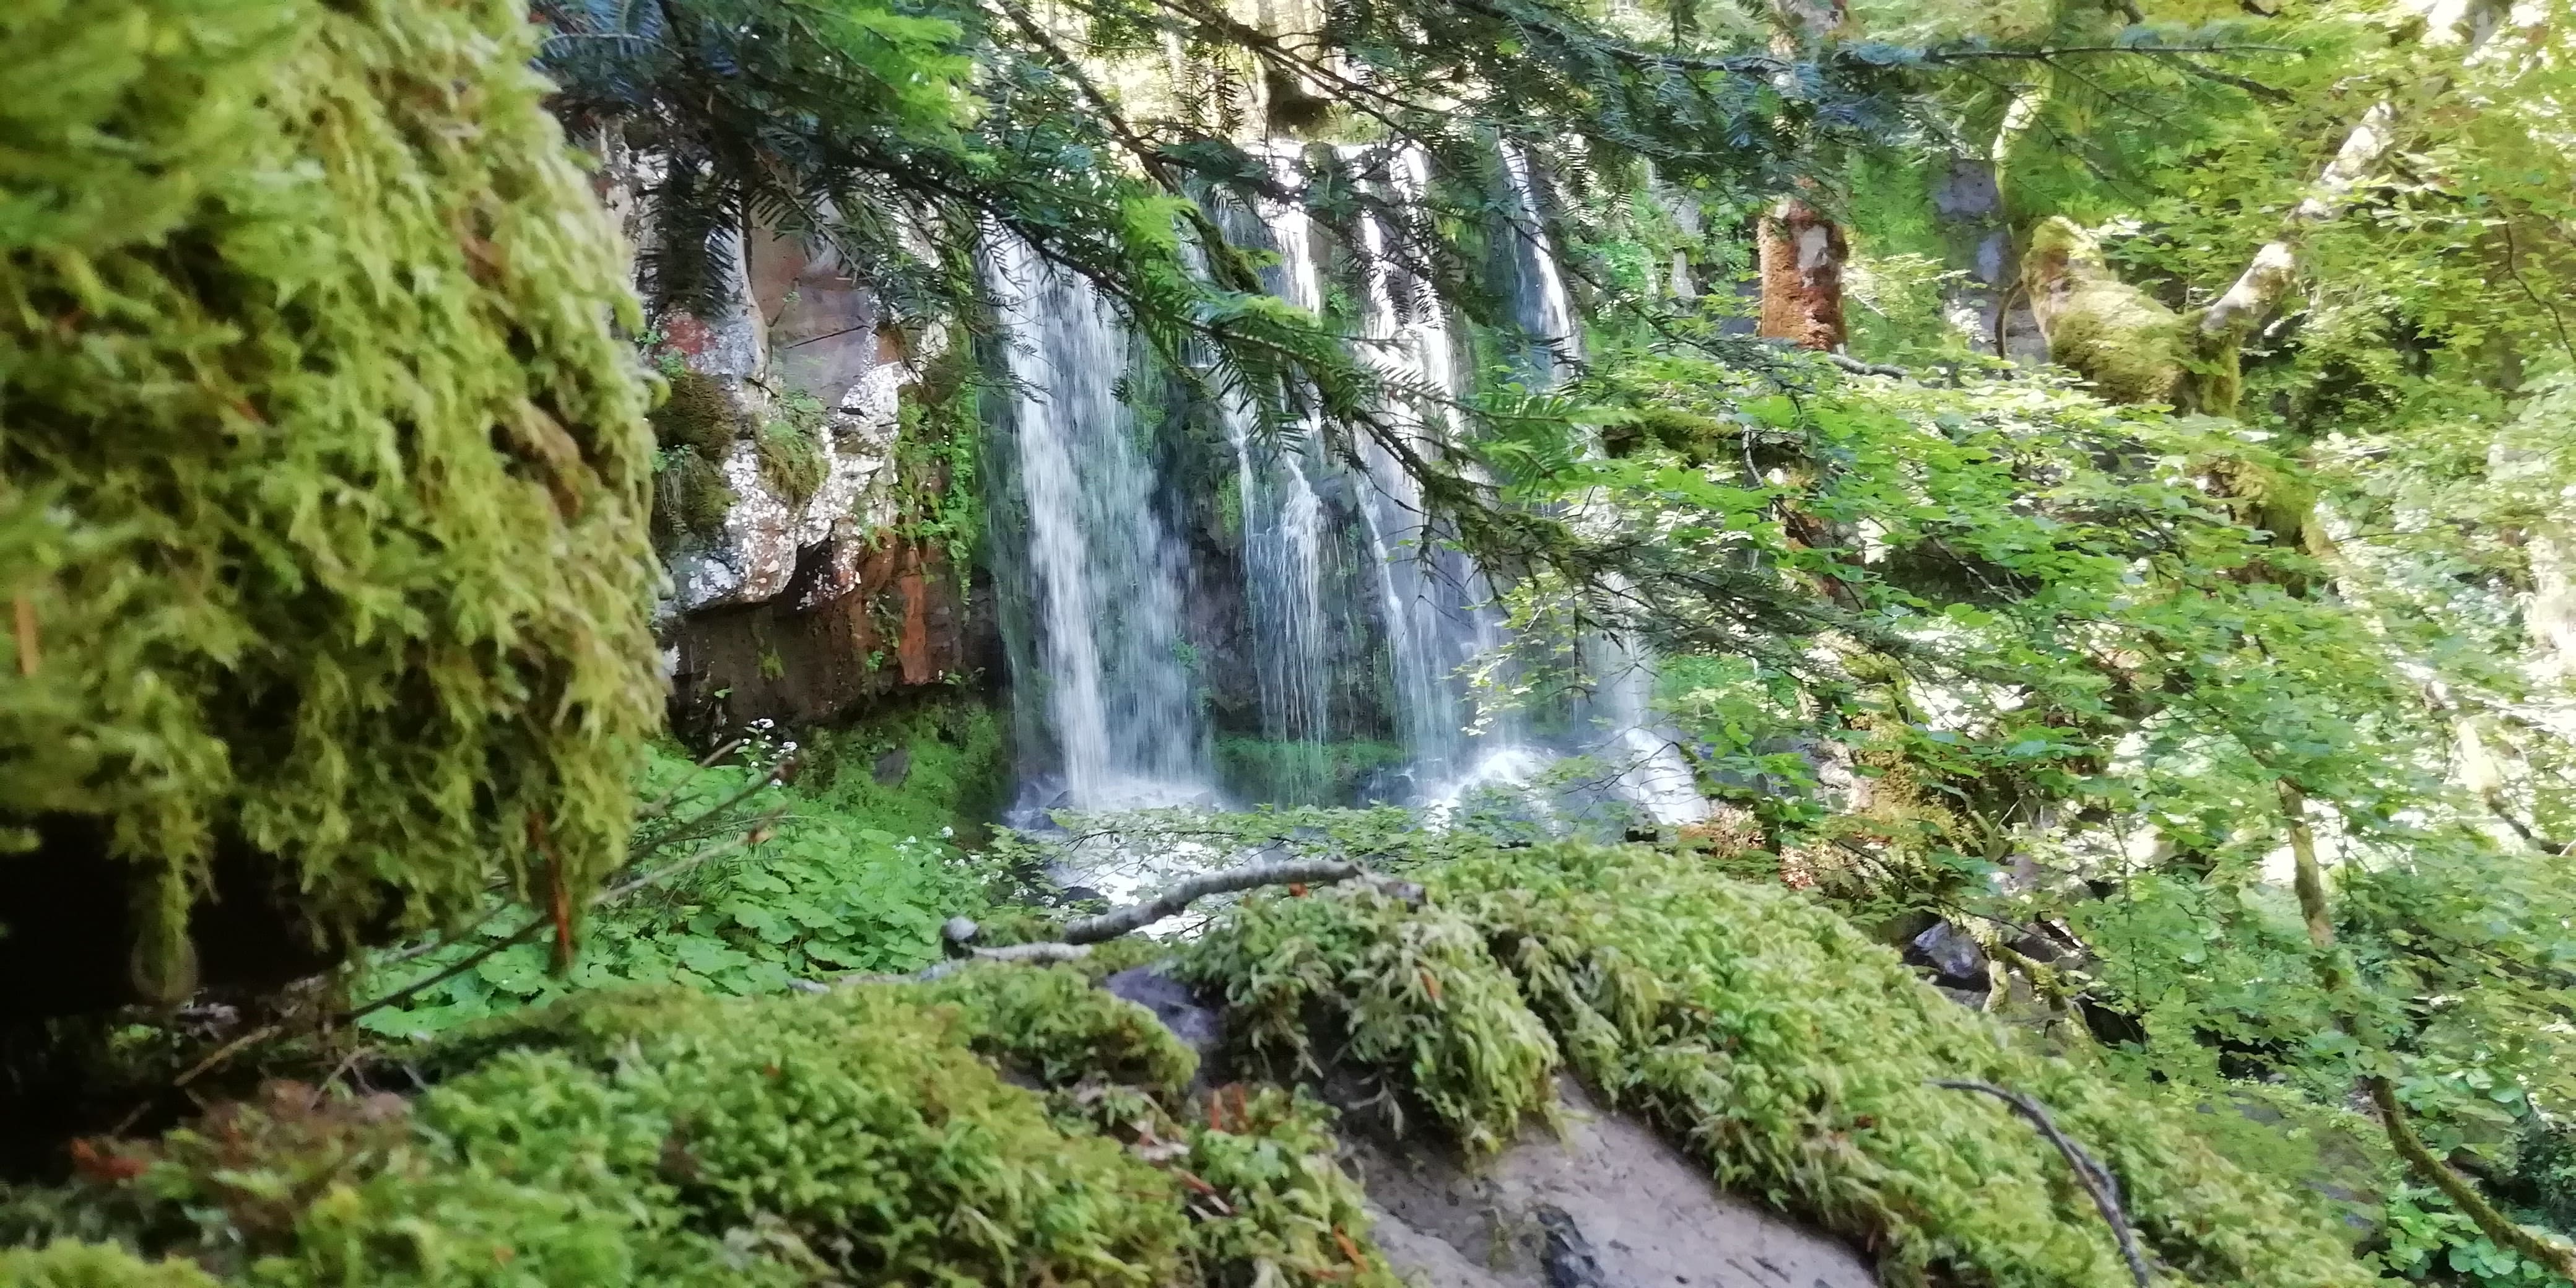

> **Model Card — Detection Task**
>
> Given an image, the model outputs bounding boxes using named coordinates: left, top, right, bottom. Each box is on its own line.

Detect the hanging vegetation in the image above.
left=0, top=0, right=662, bottom=1006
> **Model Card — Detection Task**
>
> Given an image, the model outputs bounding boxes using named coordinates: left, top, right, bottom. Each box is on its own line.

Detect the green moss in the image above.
left=9, top=976, right=1404, bottom=1288
left=1186, top=845, right=2372, bottom=1288
left=651, top=448, right=735, bottom=549
left=1180, top=886, right=1561, bottom=1155
left=917, top=962, right=1199, bottom=1095
left=2021, top=218, right=2189, bottom=407
left=798, top=694, right=1011, bottom=847
left=1601, top=406, right=1731, bottom=460
left=1180, top=1086, right=1403, bottom=1287
left=0, top=1241, right=219, bottom=1287
left=0, top=0, right=661, bottom=969
left=755, top=391, right=829, bottom=506
left=648, top=369, right=745, bottom=457
left=2020, top=219, right=2245, bottom=416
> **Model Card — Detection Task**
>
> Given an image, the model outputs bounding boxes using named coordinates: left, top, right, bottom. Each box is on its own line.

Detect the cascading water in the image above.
left=1217, top=163, right=1340, bottom=803
left=985, top=142, right=1704, bottom=834
left=986, top=236, right=1214, bottom=811
left=1346, top=145, right=1530, bottom=797
left=1501, top=146, right=1710, bottom=825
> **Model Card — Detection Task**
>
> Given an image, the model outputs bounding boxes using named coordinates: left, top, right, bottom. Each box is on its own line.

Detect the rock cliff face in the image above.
left=646, top=224, right=995, bottom=731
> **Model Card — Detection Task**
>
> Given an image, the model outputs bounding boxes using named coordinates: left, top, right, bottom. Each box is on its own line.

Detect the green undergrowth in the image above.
left=12, top=842, right=2387, bottom=1287
left=791, top=695, right=1011, bottom=850
left=2, top=970, right=1396, bottom=1288
left=1182, top=842, right=2375, bottom=1288
left=350, top=711, right=1006, bottom=1037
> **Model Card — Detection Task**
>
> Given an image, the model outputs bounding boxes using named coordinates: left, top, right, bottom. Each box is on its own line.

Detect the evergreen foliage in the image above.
left=0, top=0, right=660, bottom=990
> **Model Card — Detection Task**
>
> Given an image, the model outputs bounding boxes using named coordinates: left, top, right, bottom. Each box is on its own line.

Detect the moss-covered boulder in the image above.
left=0, top=0, right=661, bottom=1007
left=1185, top=844, right=2374, bottom=1288
left=2020, top=218, right=2241, bottom=416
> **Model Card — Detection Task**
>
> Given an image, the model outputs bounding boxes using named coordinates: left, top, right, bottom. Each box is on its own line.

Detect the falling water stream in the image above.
left=988, top=146, right=1706, bottom=855
left=987, top=236, right=1214, bottom=812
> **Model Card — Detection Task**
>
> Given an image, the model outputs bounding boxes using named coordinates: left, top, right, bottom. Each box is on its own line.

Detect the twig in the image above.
left=592, top=811, right=785, bottom=904
left=1823, top=352, right=1910, bottom=378
left=865, top=859, right=1398, bottom=988
left=637, top=736, right=747, bottom=819
left=1932, top=1079, right=2152, bottom=1287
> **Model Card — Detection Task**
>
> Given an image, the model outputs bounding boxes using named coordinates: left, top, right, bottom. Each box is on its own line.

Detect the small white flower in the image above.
left=940, top=825, right=955, bottom=838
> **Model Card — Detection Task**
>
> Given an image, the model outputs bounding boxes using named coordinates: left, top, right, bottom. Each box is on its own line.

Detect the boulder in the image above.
left=1342, top=1077, right=1876, bottom=1288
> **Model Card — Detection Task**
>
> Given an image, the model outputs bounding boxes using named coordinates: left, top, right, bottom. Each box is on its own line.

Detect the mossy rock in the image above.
left=1183, top=844, right=2375, bottom=1288
left=2020, top=219, right=2243, bottom=416
left=755, top=418, right=828, bottom=507
left=647, top=369, right=747, bottom=458
left=0, top=0, right=661, bottom=998
left=651, top=448, right=736, bottom=550
left=2, top=975, right=1401, bottom=1287
left=2021, top=218, right=2188, bottom=406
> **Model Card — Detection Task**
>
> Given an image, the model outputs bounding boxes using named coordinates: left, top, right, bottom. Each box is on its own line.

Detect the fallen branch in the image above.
left=1933, top=1079, right=2152, bottom=1287
left=2366, top=1074, right=2576, bottom=1282
left=850, top=858, right=1396, bottom=989
left=912, top=941, right=1095, bottom=983
left=1061, top=858, right=1365, bottom=944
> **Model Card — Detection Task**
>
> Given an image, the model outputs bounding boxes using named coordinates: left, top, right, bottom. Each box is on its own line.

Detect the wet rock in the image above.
left=1101, top=962, right=1223, bottom=1064
left=872, top=746, right=912, bottom=786
left=1534, top=1206, right=1611, bottom=1288
left=1341, top=1077, right=1875, bottom=1288
left=1908, top=920, right=1988, bottom=985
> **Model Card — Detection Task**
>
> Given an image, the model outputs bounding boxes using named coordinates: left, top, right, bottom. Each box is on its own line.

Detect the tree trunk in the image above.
left=1757, top=0, right=1848, bottom=352
left=1758, top=197, right=1848, bottom=350
left=2200, top=0, right=2508, bottom=344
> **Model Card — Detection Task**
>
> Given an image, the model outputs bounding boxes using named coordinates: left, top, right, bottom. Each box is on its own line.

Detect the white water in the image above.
left=1347, top=144, right=1527, bottom=796
left=988, top=236, right=1215, bottom=810
left=1223, top=155, right=1339, bottom=799
left=991, top=145, right=1706, bottom=832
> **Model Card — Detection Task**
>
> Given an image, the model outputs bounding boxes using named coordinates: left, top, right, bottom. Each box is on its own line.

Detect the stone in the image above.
left=1341, top=1077, right=1876, bottom=1288
left=1101, top=962, right=1223, bottom=1064
left=1910, top=919, right=1988, bottom=985
left=873, top=746, right=913, bottom=786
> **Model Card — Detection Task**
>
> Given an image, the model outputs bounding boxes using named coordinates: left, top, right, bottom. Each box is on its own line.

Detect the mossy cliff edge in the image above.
left=0, top=0, right=663, bottom=1008
left=4, top=847, right=2369, bottom=1287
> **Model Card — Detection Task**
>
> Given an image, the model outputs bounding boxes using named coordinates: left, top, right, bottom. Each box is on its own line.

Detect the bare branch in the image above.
left=1931, top=1079, right=2153, bottom=1287
left=1061, top=858, right=1367, bottom=943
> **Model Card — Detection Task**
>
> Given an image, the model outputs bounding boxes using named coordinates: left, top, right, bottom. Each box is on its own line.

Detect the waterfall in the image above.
left=1219, top=160, right=1338, bottom=801
left=1505, top=146, right=1709, bottom=825
left=1501, top=146, right=1578, bottom=383
left=1347, top=144, right=1525, bottom=796
left=986, top=235, right=1213, bottom=810
left=981, top=143, right=1705, bottom=831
